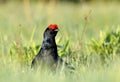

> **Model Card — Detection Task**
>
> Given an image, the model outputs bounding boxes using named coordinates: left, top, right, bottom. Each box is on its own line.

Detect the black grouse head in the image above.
left=44, top=24, right=59, bottom=38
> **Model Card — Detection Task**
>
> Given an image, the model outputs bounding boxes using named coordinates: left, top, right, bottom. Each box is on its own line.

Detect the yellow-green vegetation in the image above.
left=0, top=2, right=120, bottom=82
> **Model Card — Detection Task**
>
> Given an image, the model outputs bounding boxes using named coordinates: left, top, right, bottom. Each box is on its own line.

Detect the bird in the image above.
left=31, top=24, right=74, bottom=71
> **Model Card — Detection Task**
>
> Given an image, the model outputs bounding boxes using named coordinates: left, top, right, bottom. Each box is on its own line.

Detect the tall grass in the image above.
left=0, top=2, right=120, bottom=82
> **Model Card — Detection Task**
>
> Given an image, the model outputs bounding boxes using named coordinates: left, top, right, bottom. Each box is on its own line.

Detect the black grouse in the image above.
left=31, top=24, right=74, bottom=71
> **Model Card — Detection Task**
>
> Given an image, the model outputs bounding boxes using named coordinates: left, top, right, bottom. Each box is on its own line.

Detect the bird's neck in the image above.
left=42, top=36, right=57, bottom=49
left=41, top=36, right=58, bottom=60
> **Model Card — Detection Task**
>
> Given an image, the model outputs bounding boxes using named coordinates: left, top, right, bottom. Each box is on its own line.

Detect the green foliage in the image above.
left=88, top=27, right=120, bottom=64
left=10, top=41, right=40, bottom=66
left=1, top=2, right=120, bottom=82
left=9, top=27, right=120, bottom=67
left=9, top=39, right=75, bottom=67
left=58, top=40, right=71, bottom=56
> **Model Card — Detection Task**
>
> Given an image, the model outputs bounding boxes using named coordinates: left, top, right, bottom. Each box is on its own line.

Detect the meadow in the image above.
left=0, top=1, right=120, bottom=82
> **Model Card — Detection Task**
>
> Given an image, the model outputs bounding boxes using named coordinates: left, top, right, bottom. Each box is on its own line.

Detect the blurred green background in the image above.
left=0, top=0, right=120, bottom=82
left=0, top=0, right=120, bottom=54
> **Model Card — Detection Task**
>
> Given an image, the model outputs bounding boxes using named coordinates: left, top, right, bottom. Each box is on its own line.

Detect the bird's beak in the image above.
left=54, top=28, right=59, bottom=32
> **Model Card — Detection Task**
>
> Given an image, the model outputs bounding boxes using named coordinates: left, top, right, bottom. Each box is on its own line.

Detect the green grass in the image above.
left=0, top=2, right=120, bottom=82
